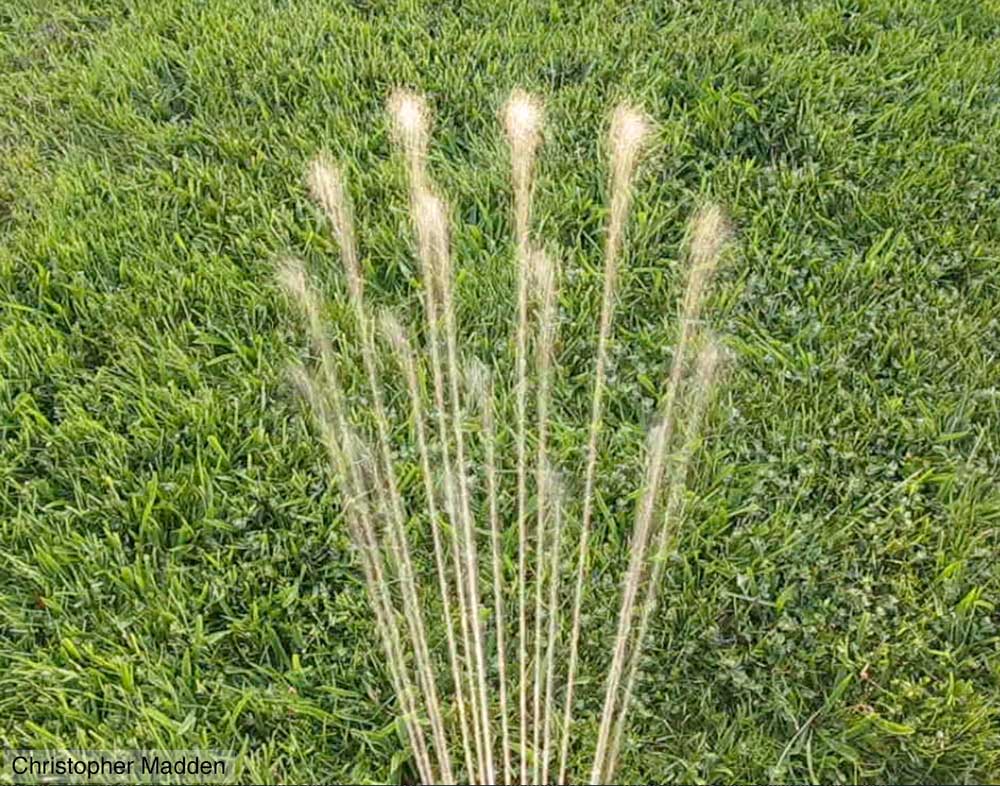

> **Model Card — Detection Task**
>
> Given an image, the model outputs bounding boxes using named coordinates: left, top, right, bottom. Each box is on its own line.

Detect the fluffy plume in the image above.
left=389, top=89, right=431, bottom=192
left=502, top=89, right=543, bottom=154
left=307, top=155, right=363, bottom=303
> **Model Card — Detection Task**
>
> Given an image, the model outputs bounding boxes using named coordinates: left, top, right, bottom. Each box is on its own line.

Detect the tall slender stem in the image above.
left=432, top=195, right=496, bottom=785
left=382, top=312, right=476, bottom=780
left=417, top=193, right=487, bottom=781
left=279, top=260, right=435, bottom=782
left=475, top=364, right=513, bottom=785
left=531, top=250, right=558, bottom=784
left=559, top=104, right=651, bottom=784
left=602, top=340, right=721, bottom=783
left=307, top=159, right=453, bottom=782
left=541, top=474, right=565, bottom=785
left=390, top=91, right=482, bottom=782
left=503, top=89, right=543, bottom=786
left=590, top=204, right=727, bottom=784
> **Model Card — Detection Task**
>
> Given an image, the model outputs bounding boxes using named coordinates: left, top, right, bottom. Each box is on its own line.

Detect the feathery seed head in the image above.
left=415, top=188, right=454, bottom=288
left=689, top=202, right=729, bottom=271
left=465, top=358, right=490, bottom=403
left=389, top=89, right=429, bottom=146
left=307, top=155, right=346, bottom=226
left=693, top=334, right=731, bottom=401
left=682, top=203, right=729, bottom=317
left=307, top=155, right=363, bottom=302
left=277, top=256, right=308, bottom=303
left=528, top=248, right=555, bottom=299
left=610, top=103, right=651, bottom=166
left=377, top=309, right=407, bottom=355
left=276, top=256, right=325, bottom=335
left=415, top=189, right=448, bottom=246
left=503, top=89, right=542, bottom=149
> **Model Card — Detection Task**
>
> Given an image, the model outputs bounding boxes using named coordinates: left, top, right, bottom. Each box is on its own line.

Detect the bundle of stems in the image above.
left=280, top=88, right=731, bottom=785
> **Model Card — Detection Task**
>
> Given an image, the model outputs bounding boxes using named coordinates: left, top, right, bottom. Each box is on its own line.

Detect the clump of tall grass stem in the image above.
left=280, top=88, right=731, bottom=785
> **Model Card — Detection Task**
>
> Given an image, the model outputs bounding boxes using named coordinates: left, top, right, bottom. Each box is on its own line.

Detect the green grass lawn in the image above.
left=2, top=0, right=999, bottom=782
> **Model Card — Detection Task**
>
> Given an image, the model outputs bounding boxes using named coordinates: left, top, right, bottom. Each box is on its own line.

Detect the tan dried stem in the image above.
left=307, top=160, right=454, bottom=782
left=541, top=471, right=565, bottom=786
left=590, top=203, right=728, bottom=784
left=426, top=190, right=495, bottom=784
left=380, top=310, right=476, bottom=780
left=559, top=102, right=651, bottom=784
left=502, top=87, right=543, bottom=785
left=279, top=261, right=435, bottom=782
left=294, top=367, right=436, bottom=784
left=389, top=89, right=430, bottom=196
left=530, top=249, right=558, bottom=784
left=412, top=186, right=485, bottom=781
left=468, top=359, right=513, bottom=785
left=602, top=338, right=722, bottom=783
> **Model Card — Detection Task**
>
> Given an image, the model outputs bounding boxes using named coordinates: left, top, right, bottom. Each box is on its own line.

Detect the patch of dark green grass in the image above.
left=2, top=0, right=999, bottom=782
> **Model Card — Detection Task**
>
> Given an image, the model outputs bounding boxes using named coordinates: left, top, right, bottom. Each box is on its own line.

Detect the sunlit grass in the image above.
left=1, top=1, right=998, bottom=783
